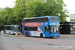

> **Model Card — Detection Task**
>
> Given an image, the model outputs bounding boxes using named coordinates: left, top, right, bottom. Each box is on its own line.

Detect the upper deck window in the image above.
left=22, top=17, right=48, bottom=23
left=50, top=17, right=59, bottom=22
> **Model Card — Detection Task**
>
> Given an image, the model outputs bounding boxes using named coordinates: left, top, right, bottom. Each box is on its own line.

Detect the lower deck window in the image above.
left=4, top=26, right=13, bottom=30
left=24, top=27, right=37, bottom=31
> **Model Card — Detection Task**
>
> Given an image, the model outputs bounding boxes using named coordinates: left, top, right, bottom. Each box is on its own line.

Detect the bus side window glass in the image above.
left=10, top=27, right=13, bottom=30
left=24, top=27, right=27, bottom=31
left=45, top=27, right=48, bottom=32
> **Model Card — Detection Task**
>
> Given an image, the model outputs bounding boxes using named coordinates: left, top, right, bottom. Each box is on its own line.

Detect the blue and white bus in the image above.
left=22, top=16, right=60, bottom=38
left=3, top=25, right=20, bottom=35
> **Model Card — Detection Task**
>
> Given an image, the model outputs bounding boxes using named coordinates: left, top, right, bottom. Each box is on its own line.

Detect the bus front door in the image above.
left=44, top=26, right=50, bottom=37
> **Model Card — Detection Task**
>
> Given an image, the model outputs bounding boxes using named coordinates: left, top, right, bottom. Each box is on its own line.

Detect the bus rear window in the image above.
left=50, top=17, right=59, bottom=22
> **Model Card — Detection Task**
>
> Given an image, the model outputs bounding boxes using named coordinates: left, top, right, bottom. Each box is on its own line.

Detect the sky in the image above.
left=0, top=0, right=15, bottom=8
left=0, top=0, right=75, bottom=21
left=63, top=0, right=75, bottom=14
left=63, top=0, right=75, bottom=21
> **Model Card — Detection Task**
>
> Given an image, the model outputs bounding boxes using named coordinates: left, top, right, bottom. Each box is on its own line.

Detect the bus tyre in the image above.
left=50, top=37, right=53, bottom=38
left=50, top=36, right=54, bottom=38
left=40, top=33, right=43, bottom=38
left=25, top=33, right=28, bottom=37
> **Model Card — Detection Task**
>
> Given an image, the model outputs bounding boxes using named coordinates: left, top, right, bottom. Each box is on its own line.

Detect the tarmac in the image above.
left=0, top=30, right=75, bottom=38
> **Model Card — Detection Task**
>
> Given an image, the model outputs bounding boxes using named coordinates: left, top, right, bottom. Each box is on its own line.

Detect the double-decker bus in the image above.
left=3, top=25, right=20, bottom=35
left=22, top=16, right=60, bottom=38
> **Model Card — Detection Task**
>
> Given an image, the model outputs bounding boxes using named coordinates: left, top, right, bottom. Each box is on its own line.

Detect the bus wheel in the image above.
left=40, top=33, right=43, bottom=38
left=25, top=33, right=28, bottom=37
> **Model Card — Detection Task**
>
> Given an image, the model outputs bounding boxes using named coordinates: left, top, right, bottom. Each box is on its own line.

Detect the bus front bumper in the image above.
left=13, top=32, right=20, bottom=35
left=50, top=33, right=60, bottom=37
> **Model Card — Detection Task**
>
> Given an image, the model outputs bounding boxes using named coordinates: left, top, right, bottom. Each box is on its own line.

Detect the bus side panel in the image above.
left=24, top=31, right=30, bottom=36
left=5, top=30, right=12, bottom=34
left=30, top=31, right=43, bottom=36
left=22, top=23, right=25, bottom=35
left=23, top=23, right=44, bottom=37
left=24, top=29, right=43, bottom=37
left=23, top=22, right=51, bottom=37
left=3, top=29, right=5, bottom=33
left=41, top=22, right=51, bottom=37
left=22, top=23, right=31, bottom=36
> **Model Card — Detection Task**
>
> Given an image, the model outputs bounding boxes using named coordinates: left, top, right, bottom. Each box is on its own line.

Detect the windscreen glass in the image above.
left=50, top=25, right=59, bottom=33
left=13, top=25, right=20, bottom=31
left=50, top=17, right=59, bottom=22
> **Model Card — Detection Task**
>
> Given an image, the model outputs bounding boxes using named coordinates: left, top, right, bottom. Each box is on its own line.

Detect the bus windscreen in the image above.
left=50, top=17, right=59, bottom=22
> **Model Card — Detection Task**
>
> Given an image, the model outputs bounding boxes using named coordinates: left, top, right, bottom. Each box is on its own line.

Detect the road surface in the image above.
left=0, top=33, right=75, bottom=50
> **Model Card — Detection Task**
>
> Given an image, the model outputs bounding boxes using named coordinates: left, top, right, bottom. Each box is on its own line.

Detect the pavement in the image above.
left=60, top=34, right=75, bottom=38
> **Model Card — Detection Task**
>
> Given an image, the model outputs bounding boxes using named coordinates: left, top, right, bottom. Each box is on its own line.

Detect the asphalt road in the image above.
left=59, top=38, right=75, bottom=41
left=0, top=33, right=75, bottom=50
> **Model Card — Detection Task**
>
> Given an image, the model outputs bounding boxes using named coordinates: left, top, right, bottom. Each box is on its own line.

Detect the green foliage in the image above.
left=0, top=0, right=69, bottom=26
left=12, top=0, right=26, bottom=25
left=25, top=0, right=69, bottom=21
left=70, top=19, right=75, bottom=21
left=0, top=7, right=13, bottom=25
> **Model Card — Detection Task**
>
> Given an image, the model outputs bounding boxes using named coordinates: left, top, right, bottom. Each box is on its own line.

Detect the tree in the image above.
left=70, top=19, right=75, bottom=21
left=0, top=0, right=26, bottom=25
left=25, top=0, right=69, bottom=22
left=0, top=7, right=15, bottom=25
left=0, top=0, right=69, bottom=25
left=13, top=0, right=26, bottom=24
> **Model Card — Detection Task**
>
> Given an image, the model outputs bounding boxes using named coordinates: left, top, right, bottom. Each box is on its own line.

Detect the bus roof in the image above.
left=23, top=16, right=58, bottom=20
